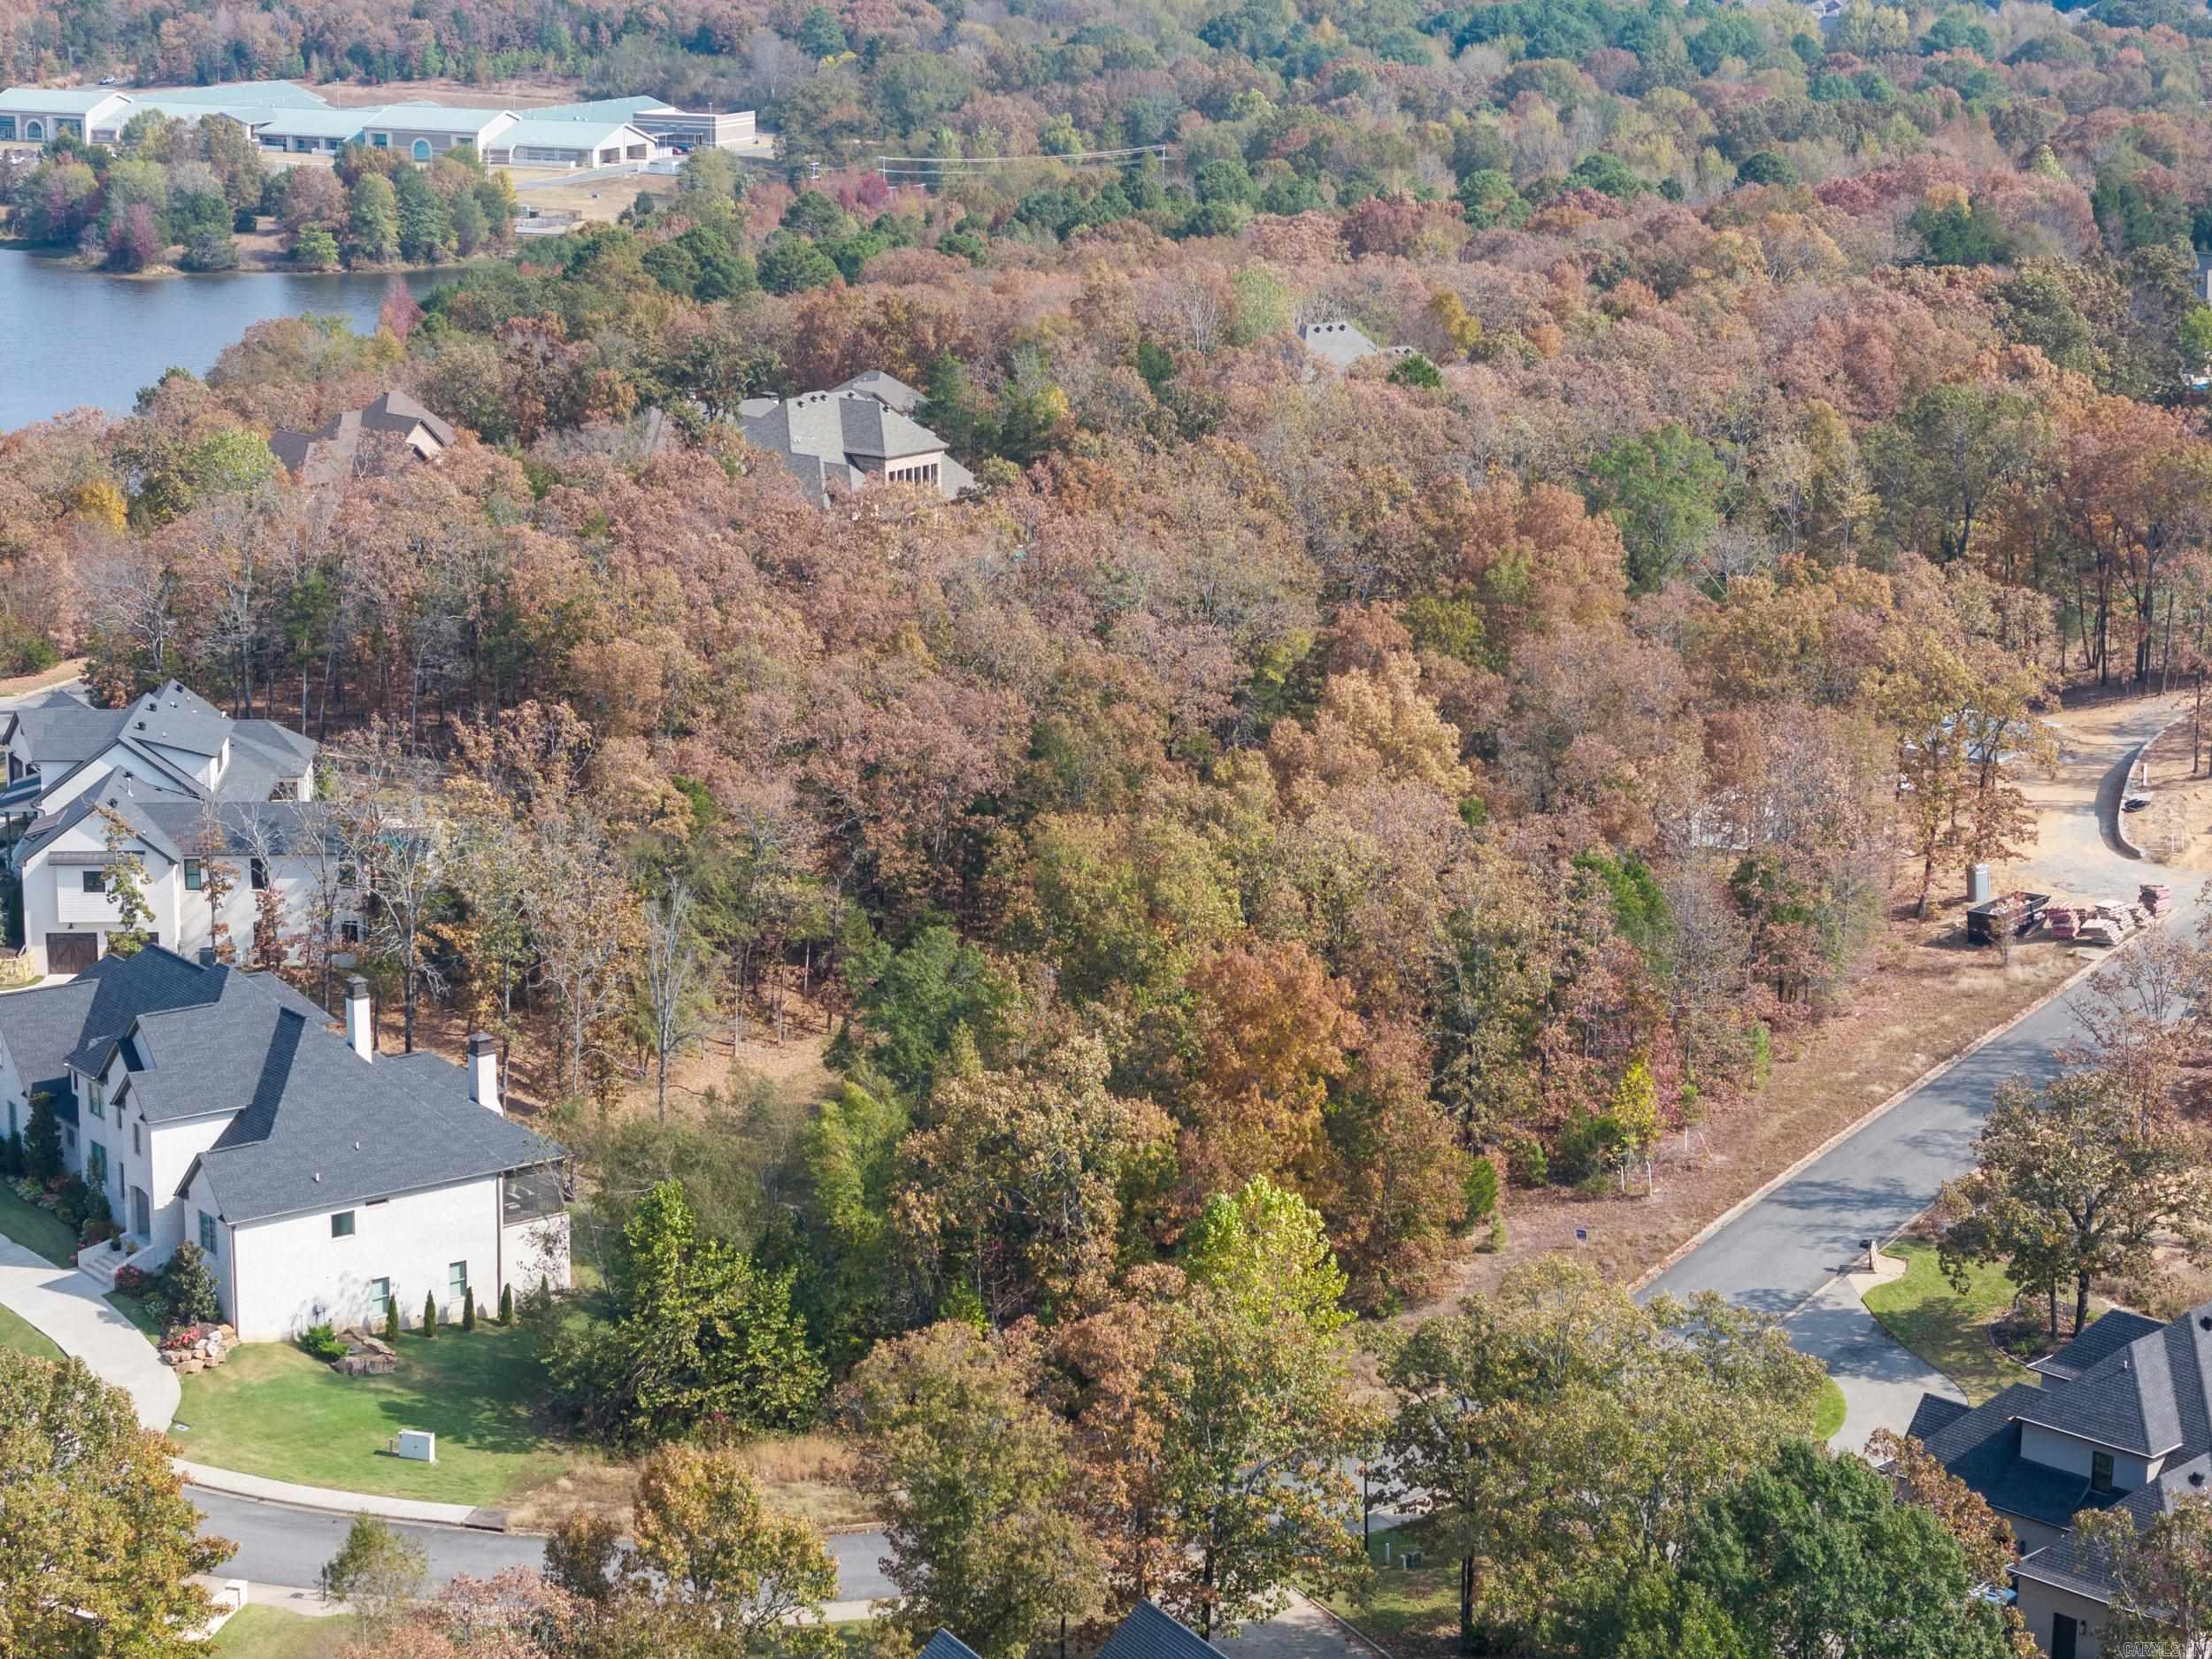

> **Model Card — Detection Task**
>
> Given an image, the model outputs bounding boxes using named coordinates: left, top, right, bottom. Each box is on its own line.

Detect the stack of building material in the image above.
left=2047, top=905, right=2081, bottom=939
left=2141, top=883, right=2174, bottom=917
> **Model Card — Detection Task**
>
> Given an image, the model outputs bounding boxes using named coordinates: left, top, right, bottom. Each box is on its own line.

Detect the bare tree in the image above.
left=639, top=879, right=707, bottom=1123
left=328, top=723, right=449, bottom=1051
left=519, top=807, right=640, bottom=1102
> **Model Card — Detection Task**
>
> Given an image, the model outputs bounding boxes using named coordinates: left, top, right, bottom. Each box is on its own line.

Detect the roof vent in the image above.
left=2195, top=1471, right=2207, bottom=1486
left=2200, top=1315, right=2210, bottom=1331
left=353, top=1140, right=362, bottom=1150
left=311, top=1171, right=322, bottom=1183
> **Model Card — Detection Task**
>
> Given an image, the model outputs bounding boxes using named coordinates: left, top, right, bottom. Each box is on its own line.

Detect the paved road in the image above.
left=192, top=1487, right=901, bottom=1599
left=1647, top=700, right=2197, bottom=1446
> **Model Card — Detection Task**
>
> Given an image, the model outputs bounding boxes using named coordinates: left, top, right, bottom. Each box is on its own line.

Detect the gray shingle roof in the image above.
left=1096, top=1602, right=1214, bottom=1659
left=2033, top=1310, right=2171, bottom=1385
left=1920, top=1383, right=2101, bottom=1531
left=2016, top=1323, right=2193, bottom=1457
left=4, top=693, right=133, bottom=765
left=917, top=1634, right=983, bottom=1659
left=1905, top=1393, right=1971, bottom=1444
left=741, top=389, right=964, bottom=505
left=832, top=368, right=926, bottom=414
left=2014, top=1454, right=2212, bottom=1605
left=1298, top=319, right=1384, bottom=369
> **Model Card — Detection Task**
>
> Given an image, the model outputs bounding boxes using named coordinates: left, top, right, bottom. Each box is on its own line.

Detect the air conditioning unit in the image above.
left=392, top=1430, right=436, bottom=1463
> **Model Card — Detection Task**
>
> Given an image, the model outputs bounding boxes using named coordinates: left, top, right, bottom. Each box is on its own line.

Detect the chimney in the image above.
left=345, top=976, right=373, bottom=1062
left=197, top=947, right=218, bottom=967
left=468, top=1033, right=501, bottom=1115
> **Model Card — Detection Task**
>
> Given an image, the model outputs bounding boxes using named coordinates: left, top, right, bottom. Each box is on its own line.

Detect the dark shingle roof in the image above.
left=2033, top=1310, right=2171, bottom=1385
left=832, top=368, right=926, bottom=414
left=2016, top=1454, right=2212, bottom=1605
left=918, top=1633, right=984, bottom=1659
left=1096, top=1602, right=1214, bottom=1659
left=1906, top=1393, right=1971, bottom=1444
left=2016, top=1324, right=2192, bottom=1457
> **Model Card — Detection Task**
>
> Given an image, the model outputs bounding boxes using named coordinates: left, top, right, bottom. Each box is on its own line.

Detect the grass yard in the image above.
left=209, top=1605, right=358, bottom=1657
left=0, top=1180, right=81, bottom=1263
left=0, top=1299, right=61, bottom=1360
left=1326, top=1523, right=1464, bottom=1659
left=1815, top=1377, right=1847, bottom=1440
left=1862, top=1240, right=2039, bottom=1405
left=174, top=1322, right=600, bottom=1507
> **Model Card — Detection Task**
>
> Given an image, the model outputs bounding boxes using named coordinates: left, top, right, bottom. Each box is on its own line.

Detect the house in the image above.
left=1298, top=319, right=1392, bottom=371
left=741, top=388, right=976, bottom=506
left=481, top=117, right=657, bottom=169
left=916, top=1601, right=1211, bottom=1659
left=831, top=368, right=927, bottom=415
left=0, top=680, right=324, bottom=976
left=1907, top=1302, right=2212, bottom=1657
left=0, top=947, right=569, bottom=1341
left=269, top=390, right=456, bottom=485
left=0, top=86, right=133, bottom=145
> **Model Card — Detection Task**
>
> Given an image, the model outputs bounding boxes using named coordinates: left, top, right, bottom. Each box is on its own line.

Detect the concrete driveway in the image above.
left=0, top=1231, right=177, bottom=1430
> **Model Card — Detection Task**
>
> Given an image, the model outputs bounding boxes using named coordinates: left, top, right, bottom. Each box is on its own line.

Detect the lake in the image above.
left=0, top=250, right=447, bottom=432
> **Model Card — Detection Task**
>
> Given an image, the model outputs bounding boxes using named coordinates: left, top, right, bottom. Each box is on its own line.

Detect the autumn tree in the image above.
left=2075, top=1494, right=2212, bottom=1659
left=0, top=1352, right=231, bottom=1655
left=843, top=1320, right=1105, bottom=1659
left=1939, top=1071, right=2212, bottom=1338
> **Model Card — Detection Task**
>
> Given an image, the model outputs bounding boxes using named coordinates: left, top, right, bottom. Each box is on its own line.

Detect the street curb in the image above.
left=176, top=1458, right=508, bottom=1531
left=1631, top=930, right=2131, bottom=1299
left=2111, top=715, right=2187, bottom=861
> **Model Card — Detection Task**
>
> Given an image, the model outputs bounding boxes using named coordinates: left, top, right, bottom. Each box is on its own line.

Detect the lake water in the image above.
left=0, top=250, right=446, bottom=431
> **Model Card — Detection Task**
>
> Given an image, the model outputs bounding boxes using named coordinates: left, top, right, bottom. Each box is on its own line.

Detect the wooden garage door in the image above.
left=45, top=933, right=96, bottom=976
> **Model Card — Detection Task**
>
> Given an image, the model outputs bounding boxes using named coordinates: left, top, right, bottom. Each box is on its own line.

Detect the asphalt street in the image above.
left=190, top=1488, right=901, bottom=1599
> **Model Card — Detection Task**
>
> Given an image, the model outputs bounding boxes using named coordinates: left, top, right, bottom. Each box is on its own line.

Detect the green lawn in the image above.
left=1815, top=1377, right=1847, bottom=1440
left=0, top=1180, right=81, bottom=1263
left=0, top=1299, right=61, bottom=1360
left=1325, top=1522, right=1463, bottom=1659
left=209, top=1605, right=359, bottom=1657
left=1862, top=1240, right=2039, bottom=1405
left=0, top=1181, right=166, bottom=1337
left=174, top=1322, right=599, bottom=1506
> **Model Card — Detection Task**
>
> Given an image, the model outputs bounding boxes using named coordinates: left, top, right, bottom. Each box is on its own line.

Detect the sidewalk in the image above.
left=0, top=1230, right=177, bottom=1430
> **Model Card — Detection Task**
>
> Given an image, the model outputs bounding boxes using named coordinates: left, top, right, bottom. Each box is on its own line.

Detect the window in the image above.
left=341, top=920, right=362, bottom=946
left=448, top=1261, right=469, bottom=1304
left=411, top=137, right=433, bottom=160
left=2092, top=1450, right=2115, bottom=1494
left=249, top=857, right=269, bottom=891
left=198, top=1211, right=217, bottom=1255
left=130, top=1121, right=140, bottom=1156
left=331, top=1210, right=356, bottom=1239
left=86, top=1078, right=104, bottom=1120
left=368, top=1275, right=390, bottom=1310
left=183, top=859, right=204, bottom=892
left=81, top=870, right=105, bottom=894
left=338, top=862, right=357, bottom=888
left=370, top=131, right=388, bottom=147
left=64, top=1128, right=74, bottom=1152
left=87, top=1142, right=106, bottom=1187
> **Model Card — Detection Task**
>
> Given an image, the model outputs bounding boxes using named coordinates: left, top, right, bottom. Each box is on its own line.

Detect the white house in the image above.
left=0, top=948, right=568, bottom=1341
left=481, top=116, right=657, bottom=169
left=2, top=681, right=325, bottom=976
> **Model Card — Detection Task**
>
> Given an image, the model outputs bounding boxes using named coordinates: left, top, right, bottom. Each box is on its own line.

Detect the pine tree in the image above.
left=384, top=1295, right=399, bottom=1344
left=499, top=1283, right=514, bottom=1325
left=25, top=1090, right=62, bottom=1182
left=421, top=1289, right=439, bottom=1338
left=463, top=1295, right=477, bottom=1333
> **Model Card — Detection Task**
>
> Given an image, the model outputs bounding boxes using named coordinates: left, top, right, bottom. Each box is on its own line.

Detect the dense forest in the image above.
left=14, top=0, right=2212, bottom=1648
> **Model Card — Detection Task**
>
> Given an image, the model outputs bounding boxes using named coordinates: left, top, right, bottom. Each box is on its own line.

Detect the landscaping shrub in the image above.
left=499, top=1284, right=514, bottom=1325
left=422, top=1290, right=438, bottom=1338
left=0, top=1129, right=21, bottom=1179
left=157, top=1243, right=222, bottom=1328
left=1504, top=1133, right=1548, bottom=1189
left=463, top=1296, right=477, bottom=1333
left=1463, top=1156, right=1499, bottom=1226
left=25, top=1092, right=62, bottom=1182
left=299, top=1322, right=349, bottom=1362
left=113, top=1264, right=154, bottom=1298
left=384, top=1296, right=400, bottom=1344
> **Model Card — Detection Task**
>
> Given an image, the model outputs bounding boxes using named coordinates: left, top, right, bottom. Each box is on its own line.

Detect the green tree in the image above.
left=422, top=1288, right=439, bottom=1337
left=1938, top=1070, right=2212, bottom=1338
left=1135, top=1178, right=1373, bottom=1639
left=1586, top=423, right=1727, bottom=591
left=295, top=224, right=341, bottom=270
left=1680, top=1440, right=2024, bottom=1659
left=622, top=1442, right=841, bottom=1655
left=349, top=173, right=401, bottom=265
left=1458, top=169, right=1531, bottom=229
left=394, top=164, right=450, bottom=263
left=846, top=1320, right=1105, bottom=1659
left=837, top=923, right=1009, bottom=1101
left=1378, top=1257, right=1823, bottom=1648
left=320, top=1513, right=426, bottom=1631
left=96, top=804, right=157, bottom=957
left=550, top=1180, right=826, bottom=1446
left=797, top=4, right=848, bottom=55
left=757, top=231, right=839, bottom=295
left=26, top=1089, right=63, bottom=1182
left=0, top=1352, right=231, bottom=1655
left=155, top=1241, right=220, bottom=1328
